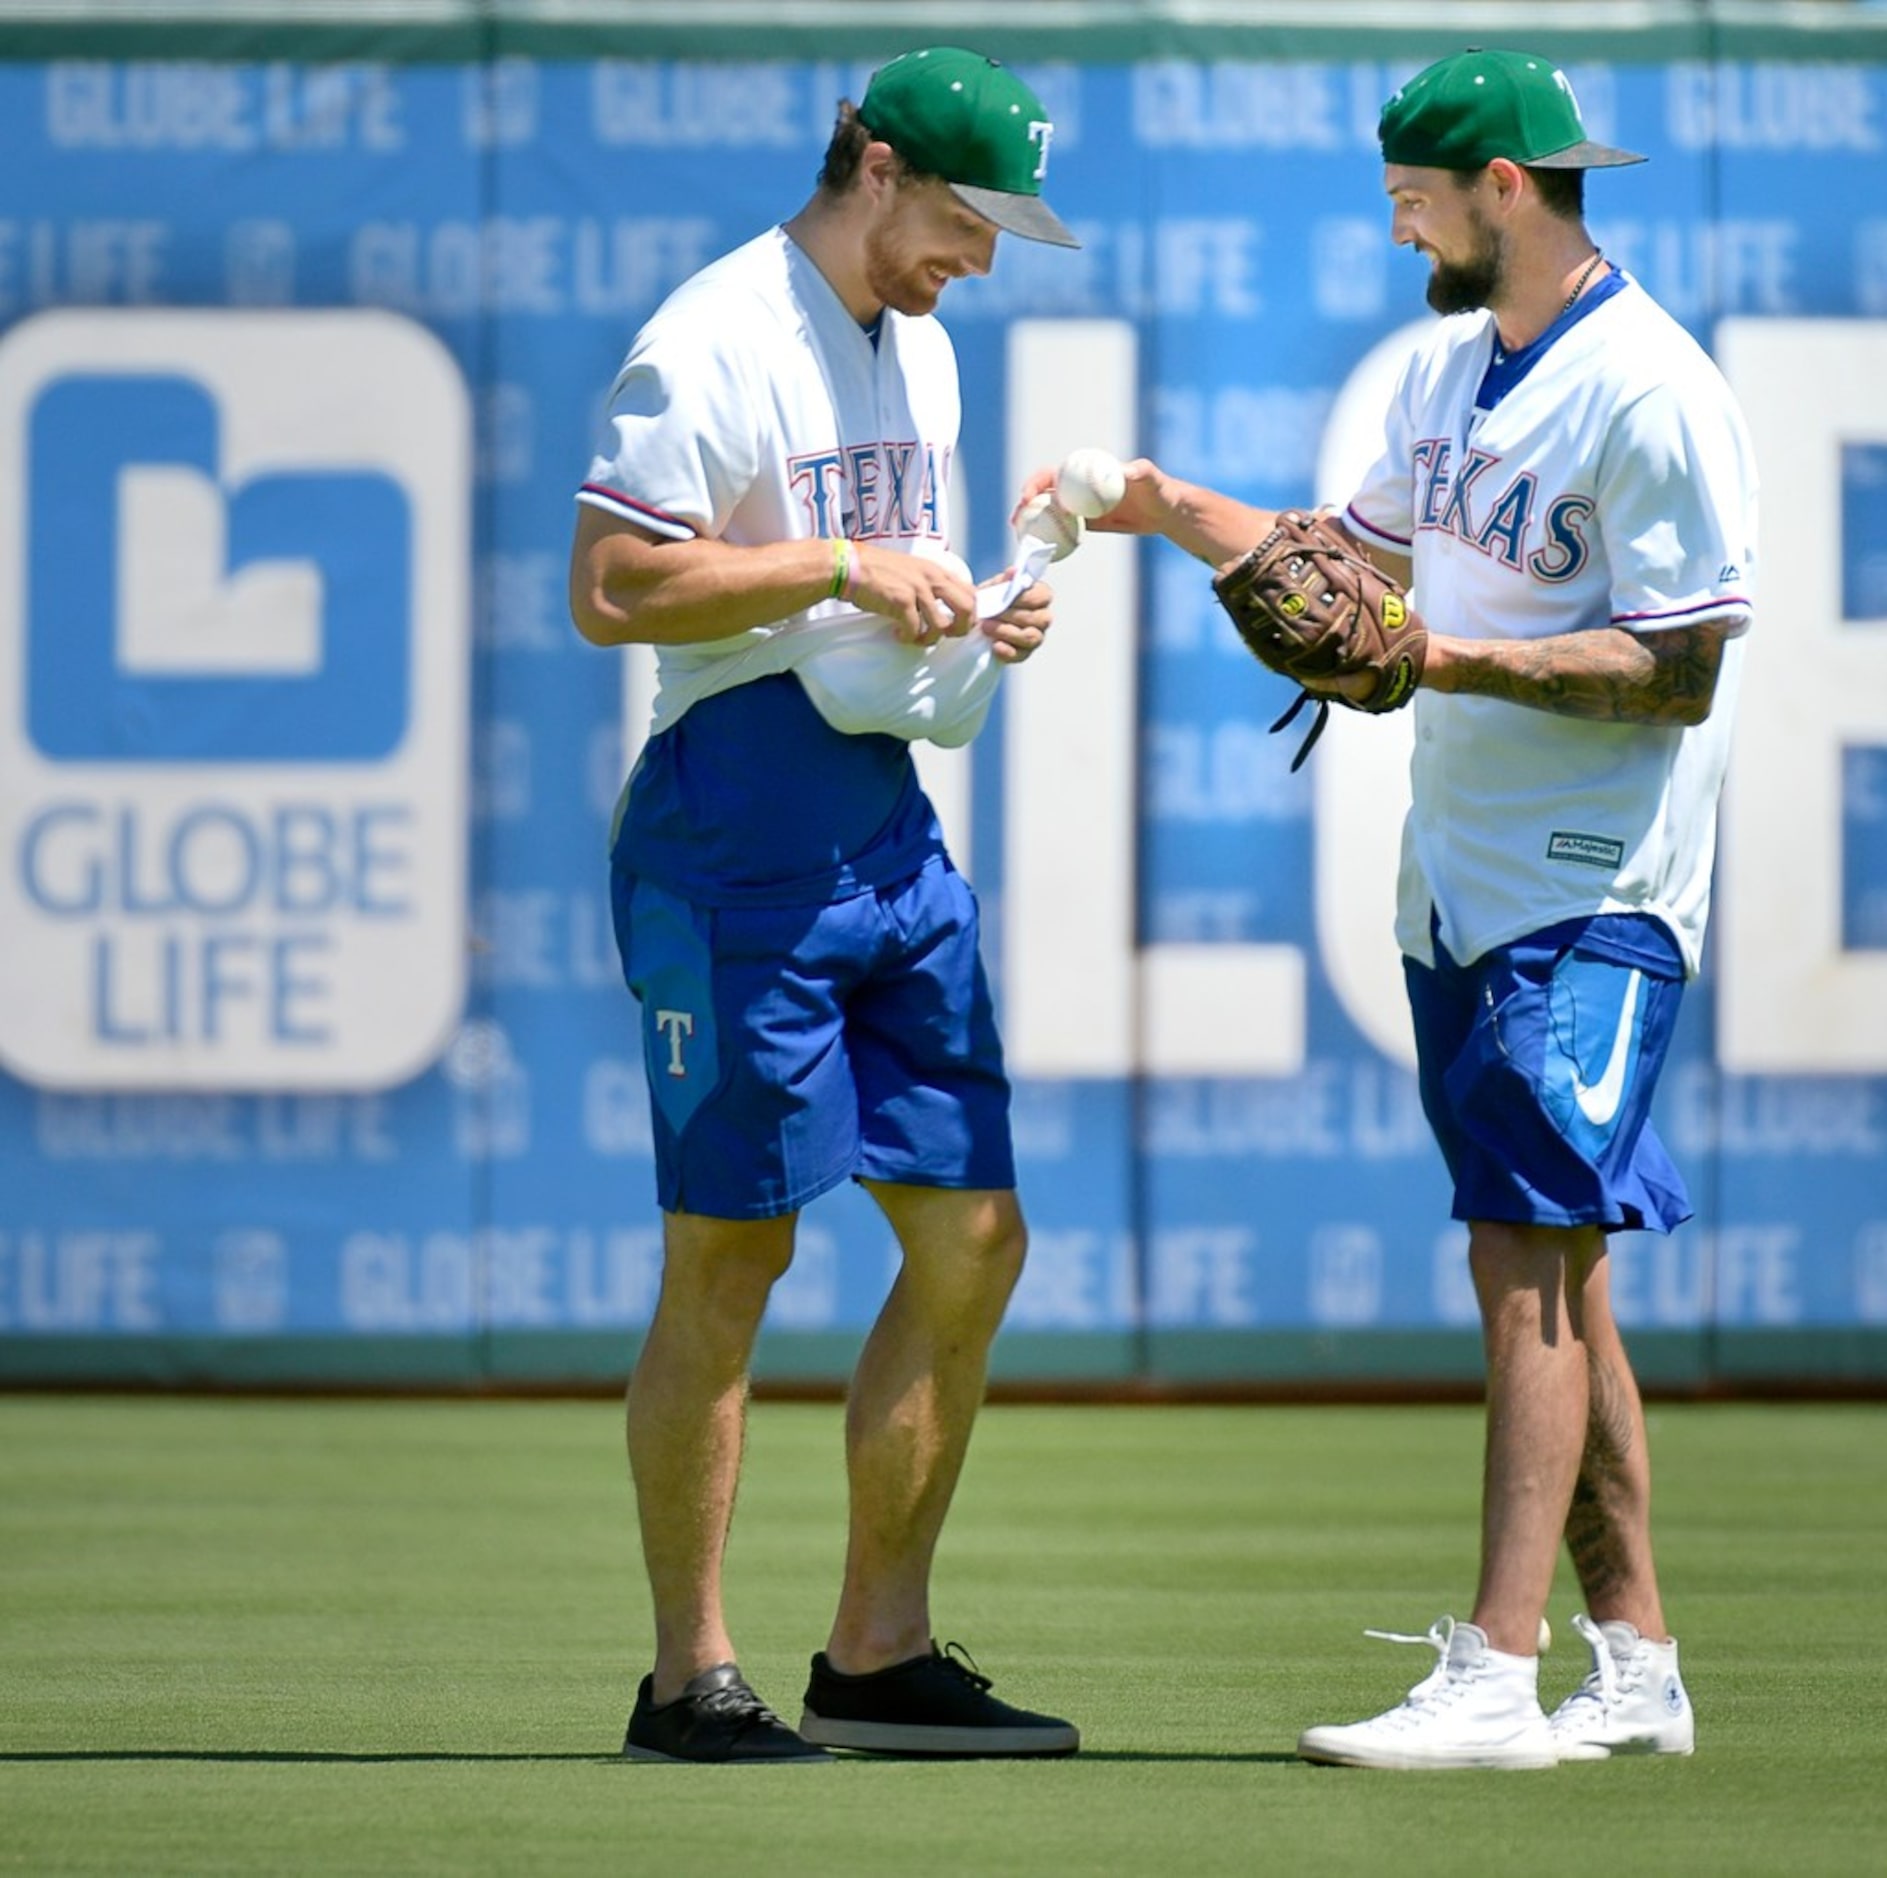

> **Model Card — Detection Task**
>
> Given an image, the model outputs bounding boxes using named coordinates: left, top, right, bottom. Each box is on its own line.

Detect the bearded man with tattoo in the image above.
left=1062, top=49, right=1755, bottom=1769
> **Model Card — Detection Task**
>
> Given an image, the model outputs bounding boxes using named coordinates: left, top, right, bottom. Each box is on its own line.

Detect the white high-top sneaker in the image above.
left=1548, top=1614, right=1695, bottom=1760
left=1297, top=1617, right=1557, bottom=1770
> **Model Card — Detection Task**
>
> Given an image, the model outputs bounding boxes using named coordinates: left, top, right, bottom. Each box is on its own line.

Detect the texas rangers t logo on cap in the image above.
left=1380, top=47, right=1647, bottom=171
left=860, top=47, right=1080, bottom=249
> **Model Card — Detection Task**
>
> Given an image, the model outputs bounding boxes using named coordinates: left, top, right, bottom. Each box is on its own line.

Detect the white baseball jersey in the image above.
left=578, top=225, right=960, bottom=737
left=1343, top=275, right=1758, bottom=978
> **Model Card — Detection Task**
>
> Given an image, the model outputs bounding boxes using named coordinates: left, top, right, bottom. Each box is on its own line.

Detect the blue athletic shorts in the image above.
left=613, top=856, right=1015, bottom=1219
left=1404, top=916, right=1693, bottom=1234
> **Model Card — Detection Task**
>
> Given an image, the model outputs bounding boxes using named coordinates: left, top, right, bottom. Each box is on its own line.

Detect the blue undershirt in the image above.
left=612, top=672, right=945, bottom=907
left=1475, top=267, right=1628, bottom=414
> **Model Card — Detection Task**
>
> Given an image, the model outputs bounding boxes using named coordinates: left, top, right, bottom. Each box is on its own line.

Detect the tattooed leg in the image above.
left=1564, top=1243, right=1670, bottom=1638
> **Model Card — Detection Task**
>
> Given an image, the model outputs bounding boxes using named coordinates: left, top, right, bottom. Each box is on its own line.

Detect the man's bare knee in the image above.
left=963, top=1201, right=1027, bottom=1284
left=655, top=1212, right=799, bottom=1330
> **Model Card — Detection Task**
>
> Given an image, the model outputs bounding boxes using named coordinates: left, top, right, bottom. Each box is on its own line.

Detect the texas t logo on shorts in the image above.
left=0, top=309, right=471, bottom=1090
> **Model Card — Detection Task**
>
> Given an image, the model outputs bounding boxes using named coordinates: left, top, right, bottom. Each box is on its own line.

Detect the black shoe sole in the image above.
left=798, top=1711, right=1079, bottom=1757
left=621, top=1737, right=834, bottom=1765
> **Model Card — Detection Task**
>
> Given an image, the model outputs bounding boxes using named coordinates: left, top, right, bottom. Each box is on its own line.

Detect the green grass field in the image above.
left=2, top=1394, right=1884, bottom=1875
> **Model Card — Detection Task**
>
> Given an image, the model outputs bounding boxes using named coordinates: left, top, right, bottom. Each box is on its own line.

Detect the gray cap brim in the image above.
left=949, top=181, right=1081, bottom=249
left=1526, top=139, right=1647, bottom=169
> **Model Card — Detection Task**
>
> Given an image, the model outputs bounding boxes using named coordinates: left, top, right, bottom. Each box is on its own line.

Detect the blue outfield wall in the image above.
left=1, top=8, right=1885, bottom=1389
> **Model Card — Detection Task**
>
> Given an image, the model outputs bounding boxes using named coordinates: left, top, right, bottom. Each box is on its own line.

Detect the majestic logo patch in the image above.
left=1546, top=831, right=1625, bottom=870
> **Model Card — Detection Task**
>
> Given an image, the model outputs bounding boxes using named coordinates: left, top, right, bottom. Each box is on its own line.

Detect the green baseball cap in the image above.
left=859, top=46, right=1079, bottom=249
left=1380, top=48, right=1646, bottom=171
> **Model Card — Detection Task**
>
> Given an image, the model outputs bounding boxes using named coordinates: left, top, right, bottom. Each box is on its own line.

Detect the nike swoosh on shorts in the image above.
left=1571, top=968, right=1642, bottom=1128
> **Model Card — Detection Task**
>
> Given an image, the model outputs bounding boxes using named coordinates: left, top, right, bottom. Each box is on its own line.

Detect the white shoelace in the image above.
left=1555, top=1613, right=1632, bottom=1724
left=1359, top=1617, right=1477, bottom=1719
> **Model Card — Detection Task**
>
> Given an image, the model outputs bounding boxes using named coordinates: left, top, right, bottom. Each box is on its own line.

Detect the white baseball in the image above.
left=1055, top=447, right=1127, bottom=520
left=1015, top=490, right=1083, bottom=562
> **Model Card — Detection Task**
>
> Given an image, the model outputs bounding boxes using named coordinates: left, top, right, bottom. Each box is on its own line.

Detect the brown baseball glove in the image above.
left=1212, top=509, right=1426, bottom=768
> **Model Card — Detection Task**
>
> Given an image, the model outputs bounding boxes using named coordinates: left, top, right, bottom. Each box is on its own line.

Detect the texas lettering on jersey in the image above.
left=789, top=439, right=949, bottom=542
left=1413, top=436, right=1594, bottom=583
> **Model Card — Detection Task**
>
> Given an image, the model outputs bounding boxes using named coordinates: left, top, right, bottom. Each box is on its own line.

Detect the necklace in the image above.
left=1490, top=250, right=1607, bottom=369
left=1560, top=249, right=1605, bottom=319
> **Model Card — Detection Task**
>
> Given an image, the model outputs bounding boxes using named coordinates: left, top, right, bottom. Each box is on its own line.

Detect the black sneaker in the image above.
left=622, top=1662, right=833, bottom=1764
left=799, top=1641, right=1079, bottom=1757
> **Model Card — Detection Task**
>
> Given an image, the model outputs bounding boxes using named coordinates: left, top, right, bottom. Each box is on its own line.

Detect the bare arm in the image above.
left=1423, top=617, right=1738, bottom=726
left=1016, top=457, right=1279, bottom=566
left=1009, top=455, right=1733, bottom=725
left=1014, top=457, right=1418, bottom=596
left=568, top=504, right=980, bottom=650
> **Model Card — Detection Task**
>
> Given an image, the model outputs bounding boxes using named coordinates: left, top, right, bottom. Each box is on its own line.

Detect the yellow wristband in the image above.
left=827, top=536, right=851, bottom=601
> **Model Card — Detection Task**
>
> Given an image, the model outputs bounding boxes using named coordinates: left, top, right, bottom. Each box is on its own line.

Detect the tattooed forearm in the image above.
left=1565, top=1353, right=1640, bottom=1603
left=1426, top=620, right=1733, bottom=726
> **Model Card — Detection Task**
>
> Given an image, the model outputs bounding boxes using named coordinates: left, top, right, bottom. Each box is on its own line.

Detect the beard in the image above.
left=862, top=218, right=946, bottom=318
left=1425, top=217, right=1505, bottom=315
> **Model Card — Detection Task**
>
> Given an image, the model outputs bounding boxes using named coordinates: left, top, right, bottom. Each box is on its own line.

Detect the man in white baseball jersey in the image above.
left=1066, top=47, right=1756, bottom=1768
left=571, top=48, right=1080, bottom=1764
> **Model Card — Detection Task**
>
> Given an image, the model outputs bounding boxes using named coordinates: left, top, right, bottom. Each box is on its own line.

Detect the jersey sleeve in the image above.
left=1342, top=333, right=1432, bottom=555
left=576, top=307, right=764, bottom=541
left=1597, top=376, right=1758, bottom=635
